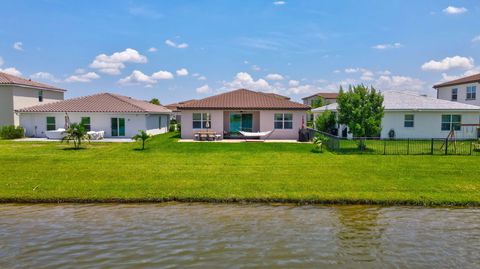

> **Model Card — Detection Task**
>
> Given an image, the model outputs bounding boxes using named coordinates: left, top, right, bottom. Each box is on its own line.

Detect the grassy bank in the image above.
left=0, top=133, right=479, bottom=206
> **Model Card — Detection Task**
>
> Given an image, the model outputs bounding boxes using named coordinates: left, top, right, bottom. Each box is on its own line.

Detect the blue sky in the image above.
left=1, top=0, right=479, bottom=104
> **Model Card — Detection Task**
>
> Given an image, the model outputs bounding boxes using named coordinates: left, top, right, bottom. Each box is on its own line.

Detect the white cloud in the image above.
left=65, top=72, right=100, bottom=83
left=265, top=73, right=284, bottom=80
left=198, top=76, right=207, bottom=81
left=377, top=70, right=392, bottom=75
left=196, top=84, right=212, bottom=94
left=165, top=39, right=188, bottom=49
left=251, top=65, right=261, bottom=71
left=273, top=1, right=286, bottom=5
left=152, top=70, right=174, bottom=80
left=30, top=72, right=60, bottom=82
left=0, top=57, right=4, bottom=67
left=472, top=35, right=480, bottom=43
left=361, top=70, right=374, bottom=81
left=372, top=42, right=403, bottom=50
left=345, top=68, right=361, bottom=73
left=176, top=68, right=189, bottom=76
left=75, top=68, right=86, bottom=74
left=223, top=72, right=274, bottom=92
left=90, top=48, right=147, bottom=75
left=287, top=84, right=317, bottom=95
left=288, top=80, right=300, bottom=87
left=373, top=75, right=425, bottom=92
left=118, top=70, right=155, bottom=85
left=421, top=56, right=474, bottom=71
left=13, top=42, right=23, bottom=51
left=148, top=47, right=157, bottom=52
left=443, top=6, right=467, bottom=14
left=0, top=67, right=22, bottom=76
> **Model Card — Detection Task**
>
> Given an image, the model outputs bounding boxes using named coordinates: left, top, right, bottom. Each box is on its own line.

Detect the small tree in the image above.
left=61, top=123, right=90, bottom=149
left=312, top=133, right=329, bottom=152
left=311, top=96, right=326, bottom=109
left=149, top=98, right=161, bottom=105
left=315, top=110, right=337, bottom=134
left=337, top=84, right=384, bottom=149
left=132, top=130, right=151, bottom=150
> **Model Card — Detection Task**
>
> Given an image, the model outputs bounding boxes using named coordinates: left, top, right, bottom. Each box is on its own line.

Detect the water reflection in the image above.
left=0, top=204, right=479, bottom=269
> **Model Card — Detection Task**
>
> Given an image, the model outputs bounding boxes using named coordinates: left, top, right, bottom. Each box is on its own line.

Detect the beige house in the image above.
left=0, top=72, right=65, bottom=126
left=434, top=73, right=479, bottom=106
left=302, top=92, right=339, bottom=106
left=179, top=89, right=310, bottom=140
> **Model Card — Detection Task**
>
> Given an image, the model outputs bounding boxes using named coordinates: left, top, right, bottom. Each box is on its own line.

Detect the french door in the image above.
left=229, top=113, right=253, bottom=133
left=111, top=118, right=125, bottom=137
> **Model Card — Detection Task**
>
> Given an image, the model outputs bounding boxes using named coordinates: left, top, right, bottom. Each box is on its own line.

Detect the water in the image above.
left=1, top=204, right=479, bottom=269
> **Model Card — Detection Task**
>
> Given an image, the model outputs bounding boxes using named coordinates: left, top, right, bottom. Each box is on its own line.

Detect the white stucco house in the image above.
left=312, top=90, right=480, bottom=139
left=434, top=73, right=479, bottom=106
left=0, top=72, right=65, bottom=126
left=179, top=89, right=310, bottom=140
left=16, top=93, right=171, bottom=138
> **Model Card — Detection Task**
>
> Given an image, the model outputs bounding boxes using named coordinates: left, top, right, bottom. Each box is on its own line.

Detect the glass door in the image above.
left=111, top=118, right=125, bottom=136
left=241, top=114, right=253, bottom=132
left=230, top=113, right=242, bottom=133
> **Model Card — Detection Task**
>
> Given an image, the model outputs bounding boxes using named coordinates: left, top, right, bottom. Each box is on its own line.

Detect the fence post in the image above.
left=431, top=139, right=434, bottom=155
left=407, top=139, right=410, bottom=155
left=445, top=138, right=448, bottom=155
left=383, top=140, right=386, bottom=155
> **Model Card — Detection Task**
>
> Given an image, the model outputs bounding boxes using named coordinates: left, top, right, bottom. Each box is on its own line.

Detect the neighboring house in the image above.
left=0, top=72, right=65, bottom=126
left=178, top=88, right=310, bottom=140
left=312, top=91, right=480, bottom=139
left=16, top=93, right=171, bottom=138
left=434, top=73, right=480, bottom=106
left=165, top=99, right=196, bottom=123
left=302, top=92, right=339, bottom=106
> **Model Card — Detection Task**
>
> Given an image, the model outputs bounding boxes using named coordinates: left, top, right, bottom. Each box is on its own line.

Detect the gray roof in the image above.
left=312, top=90, right=480, bottom=112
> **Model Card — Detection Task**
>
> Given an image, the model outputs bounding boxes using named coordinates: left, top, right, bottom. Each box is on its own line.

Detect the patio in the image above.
left=178, top=138, right=302, bottom=143
left=14, top=138, right=134, bottom=143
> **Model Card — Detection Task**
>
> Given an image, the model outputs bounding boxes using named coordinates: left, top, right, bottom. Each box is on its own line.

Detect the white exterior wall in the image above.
left=180, top=110, right=224, bottom=139
left=19, top=112, right=170, bottom=138
left=437, top=82, right=480, bottom=106
left=0, top=86, right=14, bottom=126
left=381, top=111, right=480, bottom=139
left=259, top=110, right=305, bottom=140
left=12, top=87, right=64, bottom=126
left=145, top=114, right=169, bottom=135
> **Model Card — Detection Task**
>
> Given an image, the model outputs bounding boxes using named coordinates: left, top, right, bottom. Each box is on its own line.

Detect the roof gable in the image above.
left=17, top=93, right=171, bottom=113
left=179, top=89, right=309, bottom=110
left=302, top=92, right=339, bottom=100
left=0, top=72, right=65, bottom=92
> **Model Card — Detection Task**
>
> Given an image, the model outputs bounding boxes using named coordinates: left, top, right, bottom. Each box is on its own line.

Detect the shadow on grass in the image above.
left=61, top=147, right=88, bottom=151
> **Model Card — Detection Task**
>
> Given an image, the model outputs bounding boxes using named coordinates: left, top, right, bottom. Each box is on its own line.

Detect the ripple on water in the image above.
left=0, top=204, right=479, bottom=269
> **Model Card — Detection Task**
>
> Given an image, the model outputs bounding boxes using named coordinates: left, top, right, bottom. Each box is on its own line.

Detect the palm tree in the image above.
left=61, top=123, right=90, bottom=149
left=132, top=130, right=151, bottom=150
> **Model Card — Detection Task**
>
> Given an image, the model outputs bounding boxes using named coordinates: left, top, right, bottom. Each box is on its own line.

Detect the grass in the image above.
left=0, top=132, right=479, bottom=206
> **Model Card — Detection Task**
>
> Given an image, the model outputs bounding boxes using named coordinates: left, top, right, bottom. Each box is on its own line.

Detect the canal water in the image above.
left=1, top=204, right=479, bottom=268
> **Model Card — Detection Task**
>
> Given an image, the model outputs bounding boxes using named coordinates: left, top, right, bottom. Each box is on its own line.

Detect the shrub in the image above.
left=0, top=125, right=24, bottom=139
left=315, top=110, right=337, bottom=134
left=312, top=133, right=329, bottom=153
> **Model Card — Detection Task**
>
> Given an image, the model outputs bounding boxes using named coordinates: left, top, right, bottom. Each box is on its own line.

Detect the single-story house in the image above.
left=312, top=90, right=480, bottom=139
left=16, top=92, right=171, bottom=138
left=178, top=88, right=310, bottom=140
left=165, top=99, right=196, bottom=123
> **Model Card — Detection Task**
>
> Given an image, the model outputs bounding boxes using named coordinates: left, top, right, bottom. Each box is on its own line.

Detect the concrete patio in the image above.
left=178, top=139, right=304, bottom=143
left=14, top=138, right=134, bottom=143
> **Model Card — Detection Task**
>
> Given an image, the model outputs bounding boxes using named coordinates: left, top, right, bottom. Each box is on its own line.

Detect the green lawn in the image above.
left=0, top=132, right=479, bottom=206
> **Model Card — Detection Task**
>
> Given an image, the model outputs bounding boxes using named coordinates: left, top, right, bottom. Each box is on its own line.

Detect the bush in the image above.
left=315, top=110, right=337, bottom=134
left=0, top=125, right=25, bottom=139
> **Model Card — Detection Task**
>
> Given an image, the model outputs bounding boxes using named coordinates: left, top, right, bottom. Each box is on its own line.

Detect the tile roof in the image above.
left=179, top=89, right=309, bottom=110
left=312, top=90, right=480, bottom=112
left=433, top=73, right=480, bottom=88
left=165, top=99, right=197, bottom=111
left=302, top=92, right=339, bottom=100
left=0, top=72, right=65, bottom=92
left=16, top=93, right=171, bottom=113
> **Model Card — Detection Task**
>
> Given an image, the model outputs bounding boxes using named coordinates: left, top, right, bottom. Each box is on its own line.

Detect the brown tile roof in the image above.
left=433, top=73, right=480, bottom=88
left=0, top=72, right=65, bottom=92
left=302, top=92, right=339, bottom=100
left=179, top=89, right=309, bottom=110
left=17, top=93, right=171, bottom=113
left=165, top=99, right=197, bottom=111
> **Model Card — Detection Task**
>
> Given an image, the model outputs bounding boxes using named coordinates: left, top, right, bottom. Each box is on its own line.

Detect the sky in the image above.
left=0, top=0, right=479, bottom=104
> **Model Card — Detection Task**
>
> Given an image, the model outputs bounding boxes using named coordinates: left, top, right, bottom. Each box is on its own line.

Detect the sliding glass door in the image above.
left=111, top=118, right=125, bottom=137
left=229, top=113, right=253, bottom=133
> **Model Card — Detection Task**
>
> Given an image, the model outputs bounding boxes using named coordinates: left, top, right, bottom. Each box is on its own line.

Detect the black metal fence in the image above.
left=307, top=128, right=480, bottom=156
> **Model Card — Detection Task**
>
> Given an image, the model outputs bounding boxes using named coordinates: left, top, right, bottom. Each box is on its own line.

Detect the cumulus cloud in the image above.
left=13, top=42, right=23, bottom=51
left=288, top=80, right=300, bottom=87
left=287, top=84, right=317, bottom=95
left=30, top=72, right=60, bottom=83
left=196, top=84, right=212, bottom=94
left=443, top=6, right=467, bottom=14
left=251, top=65, right=261, bottom=71
left=421, top=56, right=474, bottom=71
left=472, top=35, right=480, bottom=43
left=65, top=72, right=100, bottom=83
left=273, top=1, right=286, bottom=5
left=90, top=48, right=147, bottom=75
left=148, top=47, right=157, bottom=52
left=223, top=72, right=274, bottom=92
left=176, top=68, right=189, bottom=76
left=165, top=39, right=188, bottom=49
left=118, top=70, right=155, bottom=85
left=0, top=67, right=22, bottom=76
left=265, top=73, right=284, bottom=80
left=360, top=70, right=374, bottom=81
left=373, top=75, right=425, bottom=92
left=0, top=57, right=4, bottom=67
left=372, top=42, right=403, bottom=50
left=152, top=70, right=174, bottom=80
left=198, top=75, right=207, bottom=81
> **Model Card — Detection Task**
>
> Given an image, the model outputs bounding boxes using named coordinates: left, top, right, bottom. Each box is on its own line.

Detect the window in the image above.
left=274, top=113, right=293, bottom=129
left=451, top=88, right=458, bottom=101
left=81, top=117, right=91, bottom=131
left=466, top=86, right=476, bottom=100
left=192, top=113, right=211, bottom=129
left=46, top=117, right=56, bottom=131
left=404, top=114, right=414, bottom=128
left=441, top=115, right=461, bottom=131
left=38, top=90, right=43, bottom=102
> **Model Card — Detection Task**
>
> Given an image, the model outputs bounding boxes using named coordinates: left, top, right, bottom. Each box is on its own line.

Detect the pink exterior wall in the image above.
left=259, top=110, right=306, bottom=140
left=180, top=110, right=224, bottom=139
